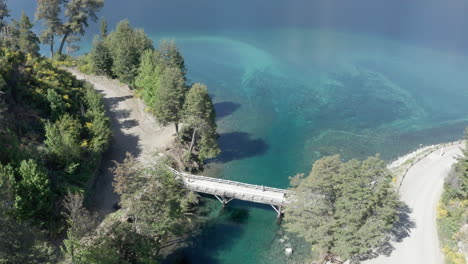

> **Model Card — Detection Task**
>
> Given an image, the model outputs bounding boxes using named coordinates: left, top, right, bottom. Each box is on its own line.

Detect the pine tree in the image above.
left=135, top=49, right=161, bottom=108
left=183, top=83, right=220, bottom=160
left=35, top=0, right=63, bottom=58
left=154, top=40, right=187, bottom=76
left=57, top=0, right=104, bottom=55
left=284, top=155, right=400, bottom=262
left=14, top=12, right=40, bottom=56
left=90, top=36, right=112, bottom=76
left=107, top=20, right=153, bottom=84
left=154, top=67, right=186, bottom=134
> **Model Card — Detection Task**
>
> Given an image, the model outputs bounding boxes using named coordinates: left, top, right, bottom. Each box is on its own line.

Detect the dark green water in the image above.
left=9, top=1, right=468, bottom=263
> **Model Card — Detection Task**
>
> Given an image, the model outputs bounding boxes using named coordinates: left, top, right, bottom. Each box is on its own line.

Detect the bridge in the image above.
left=167, top=167, right=290, bottom=222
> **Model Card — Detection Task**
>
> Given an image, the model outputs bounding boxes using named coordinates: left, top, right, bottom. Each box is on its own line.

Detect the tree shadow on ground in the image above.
left=210, top=132, right=269, bottom=163
left=90, top=94, right=142, bottom=216
left=121, top=119, right=139, bottom=129
left=214, top=101, right=241, bottom=120
left=355, top=203, right=416, bottom=262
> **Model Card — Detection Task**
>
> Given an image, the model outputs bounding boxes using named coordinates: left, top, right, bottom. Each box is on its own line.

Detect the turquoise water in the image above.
left=8, top=1, right=468, bottom=263
left=156, top=29, right=468, bottom=263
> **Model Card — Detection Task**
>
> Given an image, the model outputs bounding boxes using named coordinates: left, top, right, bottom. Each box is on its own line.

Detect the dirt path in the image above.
left=365, top=143, right=464, bottom=264
left=68, top=69, right=175, bottom=214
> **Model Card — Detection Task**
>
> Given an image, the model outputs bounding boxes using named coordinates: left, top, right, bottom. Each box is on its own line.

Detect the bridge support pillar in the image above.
left=271, top=205, right=283, bottom=224
left=214, top=195, right=234, bottom=209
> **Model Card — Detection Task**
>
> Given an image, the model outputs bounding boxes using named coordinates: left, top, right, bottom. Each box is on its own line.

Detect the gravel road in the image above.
left=365, top=143, right=464, bottom=264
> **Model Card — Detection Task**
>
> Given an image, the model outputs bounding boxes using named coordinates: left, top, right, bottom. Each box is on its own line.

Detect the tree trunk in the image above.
left=188, top=127, right=197, bottom=155
left=174, top=122, right=179, bottom=135
left=58, top=32, right=69, bottom=55
left=49, top=35, right=54, bottom=59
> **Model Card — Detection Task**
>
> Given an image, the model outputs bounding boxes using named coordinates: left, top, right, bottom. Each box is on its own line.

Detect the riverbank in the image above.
left=67, top=68, right=176, bottom=214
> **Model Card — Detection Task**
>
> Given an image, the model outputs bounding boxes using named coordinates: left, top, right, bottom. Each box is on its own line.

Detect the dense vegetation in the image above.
left=284, top=155, right=400, bottom=263
left=438, top=131, right=468, bottom=264
left=0, top=48, right=111, bottom=262
left=83, top=19, right=220, bottom=167
left=0, top=2, right=111, bottom=262
left=62, top=154, right=199, bottom=263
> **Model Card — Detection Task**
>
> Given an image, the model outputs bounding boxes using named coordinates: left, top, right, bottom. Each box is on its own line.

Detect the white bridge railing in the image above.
left=166, top=167, right=289, bottom=222
left=167, top=167, right=290, bottom=194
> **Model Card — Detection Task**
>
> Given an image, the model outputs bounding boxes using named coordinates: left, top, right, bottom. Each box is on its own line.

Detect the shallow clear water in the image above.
left=156, top=29, right=468, bottom=263
left=9, top=1, right=468, bottom=263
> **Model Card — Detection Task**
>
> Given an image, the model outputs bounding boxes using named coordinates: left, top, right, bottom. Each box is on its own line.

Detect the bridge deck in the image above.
left=168, top=168, right=289, bottom=206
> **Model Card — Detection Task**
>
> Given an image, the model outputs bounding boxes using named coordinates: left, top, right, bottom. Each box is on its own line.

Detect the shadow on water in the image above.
left=356, top=203, right=416, bottom=262
left=211, top=132, right=269, bottom=163
left=91, top=93, right=142, bottom=215
left=163, top=202, right=250, bottom=264
left=214, top=101, right=241, bottom=120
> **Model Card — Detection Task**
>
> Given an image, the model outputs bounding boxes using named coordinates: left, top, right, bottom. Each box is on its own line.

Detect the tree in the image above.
left=44, top=113, right=82, bottom=169
left=17, top=12, right=40, bottom=56
left=89, top=35, right=112, bottom=76
left=0, top=0, right=9, bottom=33
left=15, top=159, right=52, bottom=222
left=99, top=16, right=107, bottom=38
left=65, top=35, right=81, bottom=54
left=57, top=0, right=104, bottom=55
left=154, top=40, right=187, bottom=77
left=46, top=88, right=66, bottom=120
left=107, top=155, right=198, bottom=262
left=183, top=83, right=220, bottom=160
left=62, top=191, right=97, bottom=262
left=35, top=0, right=63, bottom=58
left=284, top=155, right=400, bottom=263
left=135, top=49, right=161, bottom=108
left=0, top=164, right=56, bottom=264
left=154, top=67, right=186, bottom=134
left=107, top=19, right=153, bottom=84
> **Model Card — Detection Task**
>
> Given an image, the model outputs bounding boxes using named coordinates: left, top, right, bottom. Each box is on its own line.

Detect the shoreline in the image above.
left=388, top=140, right=464, bottom=189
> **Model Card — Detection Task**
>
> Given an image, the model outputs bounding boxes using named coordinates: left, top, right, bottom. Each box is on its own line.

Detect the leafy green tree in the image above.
left=107, top=19, right=153, bottom=84
left=35, top=0, right=63, bottom=58
left=15, top=159, right=52, bottom=222
left=284, top=155, right=400, bottom=263
left=89, top=35, right=112, bottom=76
left=154, top=67, right=186, bottom=134
left=183, top=83, right=220, bottom=160
left=57, top=0, right=104, bottom=55
left=99, top=16, right=107, bottom=38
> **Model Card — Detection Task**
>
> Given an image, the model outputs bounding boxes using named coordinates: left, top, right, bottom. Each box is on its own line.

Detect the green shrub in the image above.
left=15, top=159, right=52, bottom=222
